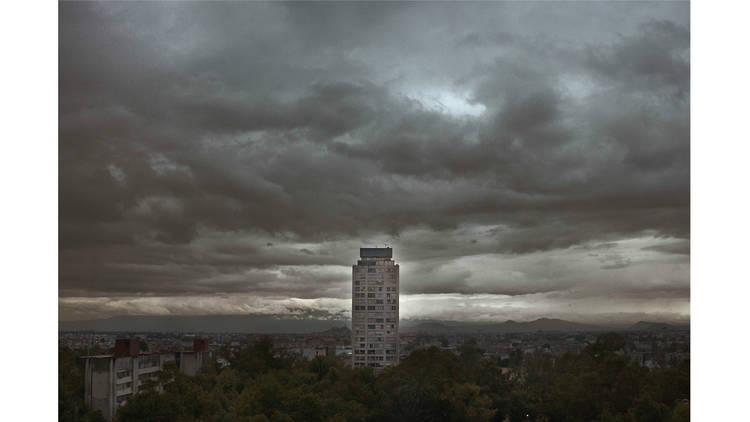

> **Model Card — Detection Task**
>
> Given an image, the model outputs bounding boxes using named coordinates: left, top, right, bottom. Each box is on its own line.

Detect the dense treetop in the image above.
left=60, top=333, right=688, bottom=422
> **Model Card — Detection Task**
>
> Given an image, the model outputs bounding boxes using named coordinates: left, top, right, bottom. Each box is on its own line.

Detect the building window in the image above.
left=138, top=355, right=159, bottom=369
left=138, top=372, right=157, bottom=381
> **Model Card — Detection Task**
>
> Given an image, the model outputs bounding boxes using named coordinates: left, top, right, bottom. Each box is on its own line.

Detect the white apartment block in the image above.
left=352, top=247, right=399, bottom=370
left=83, top=338, right=211, bottom=421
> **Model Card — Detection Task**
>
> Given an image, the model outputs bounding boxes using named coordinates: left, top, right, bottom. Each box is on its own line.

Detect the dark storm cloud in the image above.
left=59, top=2, right=689, bottom=320
left=59, top=238, right=351, bottom=298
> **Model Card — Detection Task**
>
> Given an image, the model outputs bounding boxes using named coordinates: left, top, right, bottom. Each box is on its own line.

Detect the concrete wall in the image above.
left=85, top=357, right=114, bottom=421
left=178, top=351, right=200, bottom=376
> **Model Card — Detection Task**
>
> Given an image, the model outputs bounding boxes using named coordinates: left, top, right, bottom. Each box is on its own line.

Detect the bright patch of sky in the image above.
left=402, top=87, right=486, bottom=117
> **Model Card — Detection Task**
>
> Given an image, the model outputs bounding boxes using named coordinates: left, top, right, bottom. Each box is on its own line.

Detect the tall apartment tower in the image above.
left=351, top=247, right=399, bottom=370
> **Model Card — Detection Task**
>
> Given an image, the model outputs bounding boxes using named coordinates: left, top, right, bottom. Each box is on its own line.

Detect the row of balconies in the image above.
left=353, top=286, right=398, bottom=292
left=352, top=312, right=397, bottom=319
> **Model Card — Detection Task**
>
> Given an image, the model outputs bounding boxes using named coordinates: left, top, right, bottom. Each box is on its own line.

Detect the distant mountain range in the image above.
left=59, top=315, right=688, bottom=334
left=58, top=314, right=349, bottom=334
left=627, top=321, right=689, bottom=331
left=401, top=318, right=608, bottom=334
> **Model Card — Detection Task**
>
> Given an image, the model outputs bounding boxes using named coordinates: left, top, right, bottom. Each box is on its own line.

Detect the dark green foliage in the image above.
left=590, top=333, right=627, bottom=355
left=61, top=333, right=689, bottom=422
left=671, top=402, right=690, bottom=422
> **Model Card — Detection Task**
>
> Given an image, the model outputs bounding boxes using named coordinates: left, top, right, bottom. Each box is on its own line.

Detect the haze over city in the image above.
left=59, top=2, right=689, bottom=326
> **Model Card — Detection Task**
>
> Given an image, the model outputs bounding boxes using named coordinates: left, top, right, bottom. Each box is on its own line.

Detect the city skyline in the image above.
left=59, top=2, right=689, bottom=325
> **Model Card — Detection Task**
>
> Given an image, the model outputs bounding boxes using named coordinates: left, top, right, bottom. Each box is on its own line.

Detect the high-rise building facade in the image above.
left=351, top=247, right=399, bottom=370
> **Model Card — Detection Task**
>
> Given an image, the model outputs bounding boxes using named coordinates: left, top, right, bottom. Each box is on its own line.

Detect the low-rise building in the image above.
left=83, top=338, right=211, bottom=421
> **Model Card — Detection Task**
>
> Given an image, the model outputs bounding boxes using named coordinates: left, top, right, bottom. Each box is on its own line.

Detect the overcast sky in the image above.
left=59, top=2, right=689, bottom=324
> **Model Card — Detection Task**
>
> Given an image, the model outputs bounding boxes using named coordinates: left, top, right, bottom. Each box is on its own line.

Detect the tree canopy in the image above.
left=97, top=333, right=689, bottom=422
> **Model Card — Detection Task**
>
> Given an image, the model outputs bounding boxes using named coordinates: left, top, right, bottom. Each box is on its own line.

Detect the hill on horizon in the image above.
left=628, top=321, right=689, bottom=331
left=58, top=314, right=350, bottom=334
left=402, top=318, right=610, bottom=334
left=58, top=314, right=688, bottom=334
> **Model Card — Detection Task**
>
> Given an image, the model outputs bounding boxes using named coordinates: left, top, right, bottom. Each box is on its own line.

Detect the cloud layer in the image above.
left=59, top=2, right=689, bottom=323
